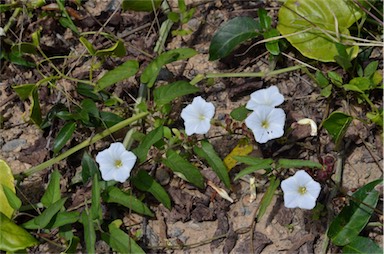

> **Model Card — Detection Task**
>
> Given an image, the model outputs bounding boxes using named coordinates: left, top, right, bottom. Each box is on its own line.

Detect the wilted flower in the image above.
left=281, top=170, right=321, bottom=210
left=297, top=118, right=318, bottom=136
left=245, top=105, right=286, bottom=143
left=95, top=142, right=137, bottom=183
left=246, top=86, right=284, bottom=110
left=181, top=96, right=215, bottom=136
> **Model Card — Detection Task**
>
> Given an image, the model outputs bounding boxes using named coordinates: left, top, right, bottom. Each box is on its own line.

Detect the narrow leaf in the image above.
left=95, top=60, right=139, bottom=92
left=2, top=185, right=21, bottom=210
left=12, top=83, right=36, bottom=100
left=41, top=169, right=61, bottom=207
left=163, top=149, right=204, bottom=189
left=81, top=152, right=99, bottom=183
left=209, top=17, right=260, bottom=60
left=193, top=141, right=231, bottom=188
left=153, top=81, right=199, bottom=106
left=53, top=122, right=76, bottom=154
left=234, top=162, right=274, bottom=181
left=342, top=236, right=383, bottom=253
left=257, top=176, right=280, bottom=221
left=50, top=211, right=80, bottom=229
left=133, top=126, right=163, bottom=163
left=91, top=174, right=101, bottom=220
left=105, top=187, right=154, bottom=217
left=276, top=159, right=322, bottom=169
left=81, top=210, right=96, bottom=254
left=328, top=179, right=382, bottom=246
left=30, top=88, right=42, bottom=126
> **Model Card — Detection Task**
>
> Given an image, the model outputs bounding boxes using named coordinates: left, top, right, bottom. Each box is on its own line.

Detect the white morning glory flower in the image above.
left=180, top=96, right=215, bottom=136
left=281, top=170, right=321, bottom=210
left=95, top=142, right=137, bottom=183
left=245, top=105, right=286, bottom=143
left=246, top=86, right=284, bottom=110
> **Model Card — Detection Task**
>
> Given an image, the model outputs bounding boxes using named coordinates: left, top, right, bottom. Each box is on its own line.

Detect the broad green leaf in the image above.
left=133, top=126, right=163, bottom=163
left=234, top=161, right=274, bottom=181
left=153, top=81, right=199, bottom=106
left=91, top=174, right=101, bottom=220
left=81, top=99, right=99, bottom=118
left=264, top=28, right=280, bottom=55
left=345, top=77, right=372, bottom=92
left=0, top=212, right=38, bottom=252
left=95, top=60, right=139, bottom=92
left=95, top=40, right=126, bottom=57
left=12, top=83, right=36, bottom=100
left=342, top=236, right=383, bottom=253
left=2, top=185, right=21, bottom=210
left=81, top=152, right=99, bottom=183
left=141, top=48, right=197, bottom=88
left=100, top=111, right=124, bottom=128
left=163, top=149, right=204, bottom=189
left=328, top=179, right=382, bottom=246
left=0, top=160, right=16, bottom=218
left=322, top=112, right=352, bottom=149
left=209, top=17, right=260, bottom=61
left=102, top=220, right=145, bottom=254
left=328, top=71, right=343, bottom=87
left=122, top=0, right=162, bottom=12
left=50, top=211, right=80, bottom=229
left=79, top=37, right=96, bottom=55
left=30, top=88, right=42, bottom=126
left=41, top=169, right=61, bottom=208
left=230, top=106, right=250, bottom=121
left=81, top=210, right=96, bottom=254
left=257, top=176, right=280, bottom=221
left=193, top=140, right=231, bottom=188
left=131, top=170, right=171, bottom=210
left=53, top=122, right=76, bottom=154
left=321, top=85, right=333, bottom=98
left=277, top=0, right=362, bottom=62
left=276, top=159, right=322, bottom=169
left=105, top=187, right=154, bottom=217
left=364, top=61, right=378, bottom=78
left=23, top=198, right=67, bottom=229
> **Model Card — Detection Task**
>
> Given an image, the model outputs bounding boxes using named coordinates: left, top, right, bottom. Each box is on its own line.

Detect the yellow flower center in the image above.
left=114, top=159, right=123, bottom=168
left=199, top=114, right=206, bottom=120
left=298, top=186, right=307, bottom=195
left=261, top=120, right=269, bottom=129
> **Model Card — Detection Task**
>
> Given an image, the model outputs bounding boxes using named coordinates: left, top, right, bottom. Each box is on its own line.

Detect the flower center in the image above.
left=261, top=120, right=269, bottom=129
left=114, top=159, right=123, bottom=168
left=298, top=186, right=307, bottom=195
left=198, top=114, right=206, bottom=121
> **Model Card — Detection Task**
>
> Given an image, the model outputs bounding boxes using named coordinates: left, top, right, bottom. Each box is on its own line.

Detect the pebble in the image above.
left=1, top=138, right=27, bottom=152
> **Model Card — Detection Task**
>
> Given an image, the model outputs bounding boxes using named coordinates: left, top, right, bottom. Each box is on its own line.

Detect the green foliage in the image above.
left=81, top=209, right=96, bottom=253
left=276, top=159, right=322, bottom=169
left=323, top=112, right=353, bottom=150
left=41, top=170, right=61, bottom=208
left=81, top=152, right=100, bottom=183
left=257, top=176, right=280, bottom=221
left=121, top=0, right=162, bottom=12
left=328, top=179, right=382, bottom=246
left=133, top=126, right=164, bottom=163
left=53, top=122, right=77, bottom=154
left=0, top=160, right=16, bottom=218
left=342, top=236, right=383, bottom=253
left=153, top=81, right=199, bottom=106
left=277, top=0, right=363, bottom=62
left=230, top=106, right=250, bottom=121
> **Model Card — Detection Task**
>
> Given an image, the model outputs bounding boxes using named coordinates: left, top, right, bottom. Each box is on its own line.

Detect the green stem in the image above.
left=18, top=112, right=149, bottom=180
left=3, top=7, right=21, bottom=34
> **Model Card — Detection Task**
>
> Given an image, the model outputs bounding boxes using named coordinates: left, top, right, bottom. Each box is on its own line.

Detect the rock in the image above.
left=2, top=138, right=27, bottom=152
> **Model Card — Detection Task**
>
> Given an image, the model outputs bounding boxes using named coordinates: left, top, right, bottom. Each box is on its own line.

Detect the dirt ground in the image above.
left=0, top=0, right=382, bottom=253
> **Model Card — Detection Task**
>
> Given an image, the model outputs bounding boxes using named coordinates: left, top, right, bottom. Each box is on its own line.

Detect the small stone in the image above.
left=2, top=138, right=27, bottom=152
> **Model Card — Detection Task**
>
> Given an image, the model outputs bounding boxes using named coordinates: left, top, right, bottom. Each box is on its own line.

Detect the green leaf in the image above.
left=105, top=187, right=154, bottom=217
left=257, top=176, right=280, bottom=221
left=233, top=156, right=273, bottom=166
left=328, top=71, right=343, bottom=87
left=234, top=160, right=274, bottom=181
left=41, top=169, right=61, bottom=208
left=102, top=220, right=145, bottom=254
left=95, top=40, right=126, bottom=57
left=141, top=48, right=197, bottom=88
left=12, top=83, right=36, bottom=101
left=11, top=43, right=37, bottom=55
left=163, top=149, right=205, bottom=189
left=153, top=81, right=199, bottom=106
left=23, top=198, right=68, bottom=229
left=77, top=83, right=100, bottom=101
left=230, top=105, right=250, bottom=121
left=276, top=159, right=322, bottom=169
left=79, top=37, right=96, bottom=55
left=41, top=103, right=68, bottom=129
left=346, top=77, right=372, bottom=92
left=8, top=51, right=35, bottom=67
left=277, top=0, right=362, bottom=62
left=100, top=111, right=124, bottom=128
left=0, top=160, right=16, bottom=218
left=53, top=122, right=77, bottom=154
left=122, top=0, right=162, bottom=12
left=342, top=236, right=383, bottom=253
left=133, top=126, right=163, bottom=163
left=56, top=0, right=79, bottom=34
left=259, top=8, right=271, bottom=30
left=328, top=179, right=382, bottom=246
left=2, top=185, right=21, bottom=210
left=81, top=99, right=99, bottom=118
left=364, top=61, right=378, bottom=78
left=0, top=212, right=38, bottom=252
left=30, top=88, right=42, bottom=126
left=334, top=43, right=353, bottom=70
left=131, top=170, right=171, bottom=210
left=209, top=17, right=260, bottom=61
left=50, top=211, right=80, bottom=229
left=91, top=174, right=101, bottom=220
left=264, top=28, right=280, bottom=55
left=81, top=210, right=96, bottom=254
left=322, top=112, right=352, bottom=149
left=193, top=140, right=231, bottom=189
left=95, top=60, right=139, bottom=92
left=315, top=71, right=329, bottom=88
left=81, top=152, right=100, bottom=183
left=321, top=85, right=333, bottom=98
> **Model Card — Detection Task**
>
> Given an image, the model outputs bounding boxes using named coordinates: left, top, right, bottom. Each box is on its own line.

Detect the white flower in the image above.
left=245, top=105, right=286, bottom=143
left=281, top=170, right=321, bottom=210
left=180, top=96, right=215, bottom=136
left=246, top=86, right=284, bottom=110
left=297, top=118, right=318, bottom=136
left=95, top=142, right=137, bottom=183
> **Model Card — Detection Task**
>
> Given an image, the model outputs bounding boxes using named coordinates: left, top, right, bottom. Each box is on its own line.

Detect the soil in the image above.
left=0, top=0, right=382, bottom=253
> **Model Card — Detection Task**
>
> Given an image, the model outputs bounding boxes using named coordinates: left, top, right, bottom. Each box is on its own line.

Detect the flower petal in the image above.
left=283, top=192, right=301, bottom=208
left=297, top=194, right=317, bottom=209
left=246, top=86, right=284, bottom=110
